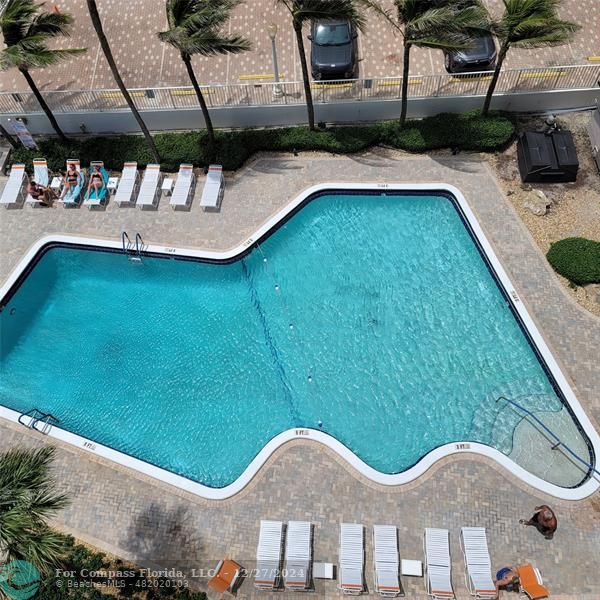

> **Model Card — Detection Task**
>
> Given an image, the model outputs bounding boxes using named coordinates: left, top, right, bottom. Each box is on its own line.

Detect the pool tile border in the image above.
left=1, top=182, right=599, bottom=501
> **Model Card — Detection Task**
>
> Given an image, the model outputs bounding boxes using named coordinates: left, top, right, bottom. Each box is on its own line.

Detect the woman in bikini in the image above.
left=87, top=164, right=104, bottom=198
left=61, top=162, right=80, bottom=199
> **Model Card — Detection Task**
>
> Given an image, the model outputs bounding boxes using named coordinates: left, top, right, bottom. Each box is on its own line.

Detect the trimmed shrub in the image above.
left=9, top=112, right=514, bottom=173
left=547, top=237, right=600, bottom=285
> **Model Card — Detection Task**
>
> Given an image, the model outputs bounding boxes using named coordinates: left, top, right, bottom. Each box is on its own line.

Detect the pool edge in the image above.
left=1, top=182, right=599, bottom=501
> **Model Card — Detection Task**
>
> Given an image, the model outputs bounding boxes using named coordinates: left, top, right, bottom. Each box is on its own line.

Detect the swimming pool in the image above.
left=0, top=184, right=598, bottom=499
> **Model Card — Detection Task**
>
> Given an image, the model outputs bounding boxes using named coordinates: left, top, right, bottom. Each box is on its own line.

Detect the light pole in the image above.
left=267, top=23, right=284, bottom=98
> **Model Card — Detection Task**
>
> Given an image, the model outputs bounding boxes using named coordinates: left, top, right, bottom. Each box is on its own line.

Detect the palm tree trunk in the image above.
left=482, top=42, right=509, bottom=116
left=0, top=123, right=19, bottom=149
left=293, top=20, right=315, bottom=131
left=86, top=0, right=160, bottom=163
left=399, top=42, right=411, bottom=127
left=182, top=53, right=215, bottom=161
left=19, top=68, right=68, bottom=142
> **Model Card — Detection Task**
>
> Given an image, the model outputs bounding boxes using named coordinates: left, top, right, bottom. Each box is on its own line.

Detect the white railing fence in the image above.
left=1, top=64, right=598, bottom=116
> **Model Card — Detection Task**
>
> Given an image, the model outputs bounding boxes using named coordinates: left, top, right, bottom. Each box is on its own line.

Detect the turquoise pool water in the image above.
left=0, top=192, right=582, bottom=488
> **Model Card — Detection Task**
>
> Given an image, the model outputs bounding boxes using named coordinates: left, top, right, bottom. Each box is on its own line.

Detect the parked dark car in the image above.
left=309, top=19, right=358, bottom=81
left=443, top=35, right=497, bottom=73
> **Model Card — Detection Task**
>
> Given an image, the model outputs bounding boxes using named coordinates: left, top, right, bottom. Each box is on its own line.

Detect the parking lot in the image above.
left=0, top=0, right=599, bottom=93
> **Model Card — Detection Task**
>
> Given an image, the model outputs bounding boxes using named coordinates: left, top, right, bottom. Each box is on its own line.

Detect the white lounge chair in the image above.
left=373, top=525, right=401, bottom=597
left=25, top=158, right=49, bottom=206
left=339, top=523, right=364, bottom=595
left=424, top=528, right=455, bottom=599
left=460, top=528, right=496, bottom=599
left=170, top=164, right=195, bottom=210
left=0, top=164, right=27, bottom=207
left=136, top=164, right=162, bottom=209
left=255, top=520, right=284, bottom=590
left=199, top=164, right=223, bottom=210
left=60, top=159, right=85, bottom=207
left=284, top=521, right=312, bottom=591
left=115, top=162, right=139, bottom=206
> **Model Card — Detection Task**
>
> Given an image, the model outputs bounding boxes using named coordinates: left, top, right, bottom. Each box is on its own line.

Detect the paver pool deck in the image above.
left=0, top=152, right=599, bottom=598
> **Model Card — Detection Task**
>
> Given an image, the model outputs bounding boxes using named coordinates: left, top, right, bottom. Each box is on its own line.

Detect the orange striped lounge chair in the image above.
left=208, top=559, right=242, bottom=594
left=518, top=564, right=550, bottom=599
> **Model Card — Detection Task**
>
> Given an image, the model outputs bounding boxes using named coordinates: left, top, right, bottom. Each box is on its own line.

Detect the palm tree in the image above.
left=0, top=447, right=69, bottom=575
left=360, top=0, right=488, bottom=126
left=0, top=0, right=85, bottom=142
left=482, top=0, right=579, bottom=115
left=276, top=0, right=365, bottom=131
left=86, top=0, right=161, bottom=163
left=158, top=0, right=251, bottom=160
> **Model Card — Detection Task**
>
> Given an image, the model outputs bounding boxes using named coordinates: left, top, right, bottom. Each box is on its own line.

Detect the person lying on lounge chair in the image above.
left=60, top=163, right=80, bottom=199
left=494, top=566, right=519, bottom=592
left=87, top=164, right=104, bottom=198
left=28, top=181, right=55, bottom=206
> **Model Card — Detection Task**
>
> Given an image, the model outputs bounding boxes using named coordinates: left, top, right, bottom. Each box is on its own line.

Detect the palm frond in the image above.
left=0, top=0, right=85, bottom=71
left=283, top=0, right=366, bottom=30
left=159, top=0, right=250, bottom=56
left=30, top=11, right=76, bottom=38
left=498, top=0, right=579, bottom=46
left=185, top=31, right=251, bottom=56
left=0, top=447, right=70, bottom=574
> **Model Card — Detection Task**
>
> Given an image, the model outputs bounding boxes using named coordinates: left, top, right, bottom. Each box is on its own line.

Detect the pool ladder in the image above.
left=122, top=231, right=144, bottom=262
left=18, top=408, right=59, bottom=435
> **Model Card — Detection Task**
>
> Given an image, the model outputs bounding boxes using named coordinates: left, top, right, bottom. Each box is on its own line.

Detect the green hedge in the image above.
left=547, top=237, right=600, bottom=285
left=9, top=111, right=514, bottom=173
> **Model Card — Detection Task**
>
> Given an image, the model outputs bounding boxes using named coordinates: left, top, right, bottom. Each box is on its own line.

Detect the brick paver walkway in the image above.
left=0, top=0, right=598, bottom=92
left=1, top=152, right=599, bottom=598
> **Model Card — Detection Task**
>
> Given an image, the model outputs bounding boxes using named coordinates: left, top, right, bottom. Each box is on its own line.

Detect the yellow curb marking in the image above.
left=378, top=79, right=423, bottom=86
left=239, top=74, right=275, bottom=80
left=100, top=91, right=146, bottom=99
left=170, top=89, right=213, bottom=96
left=521, top=70, right=566, bottom=79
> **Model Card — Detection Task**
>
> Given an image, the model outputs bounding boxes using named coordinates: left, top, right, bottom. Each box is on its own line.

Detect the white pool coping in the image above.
left=1, top=182, right=599, bottom=501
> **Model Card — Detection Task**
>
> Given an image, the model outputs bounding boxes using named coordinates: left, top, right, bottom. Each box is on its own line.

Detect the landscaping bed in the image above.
left=9, top=111, right=514, bottom=173
left=36, top=535, right=206, bottom=600
left=488, top=111, right=600, bottom=317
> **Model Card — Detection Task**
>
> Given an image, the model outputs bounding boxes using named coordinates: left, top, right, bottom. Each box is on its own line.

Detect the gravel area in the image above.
left=488, top=111, right=600, bottom=318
